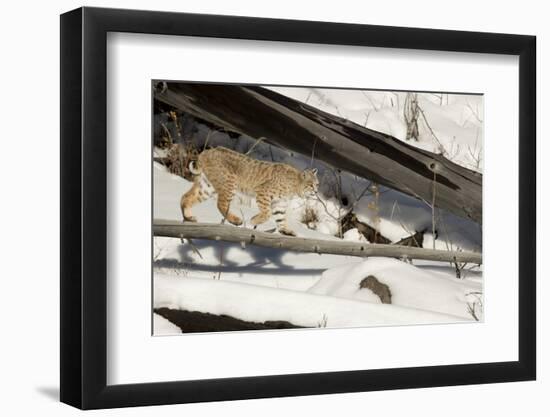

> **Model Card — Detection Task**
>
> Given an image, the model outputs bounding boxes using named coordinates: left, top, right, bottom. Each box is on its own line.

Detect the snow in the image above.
left=309, top=258, right=482, bottom=319
left=153, top=86, right=483, bottom=335
left=153, top=164, right=482, bottom=334
left=153, top=313, right=182, bottom=335
left=342, top=228, right=367, bottom=242
left=155, top=274, right=466, bottom=329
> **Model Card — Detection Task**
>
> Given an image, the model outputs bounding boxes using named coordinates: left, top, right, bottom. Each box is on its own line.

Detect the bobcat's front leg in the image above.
left=251, top=190, right=272, bottom=226
left=271, top=198, right=296, bottom=236
left=180, top=182, right=200, bottom=222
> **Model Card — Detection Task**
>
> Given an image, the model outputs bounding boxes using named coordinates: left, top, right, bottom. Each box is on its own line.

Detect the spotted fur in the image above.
left=180, top=147, right=319, bottom=236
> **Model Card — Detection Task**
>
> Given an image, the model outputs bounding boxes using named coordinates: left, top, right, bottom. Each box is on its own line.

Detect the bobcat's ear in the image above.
left=302, top=168, right=317, bottom=178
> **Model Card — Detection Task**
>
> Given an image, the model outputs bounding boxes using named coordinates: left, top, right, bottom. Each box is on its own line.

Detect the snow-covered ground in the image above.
left=153, top=87, right=483, bottom=334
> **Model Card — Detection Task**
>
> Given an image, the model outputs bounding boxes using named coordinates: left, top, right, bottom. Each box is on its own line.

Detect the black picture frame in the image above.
left=60, top=6, right=536, bottom=410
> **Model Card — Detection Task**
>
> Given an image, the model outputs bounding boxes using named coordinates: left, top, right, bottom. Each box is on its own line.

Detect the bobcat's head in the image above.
left=301, top=168, right=319, bottom=197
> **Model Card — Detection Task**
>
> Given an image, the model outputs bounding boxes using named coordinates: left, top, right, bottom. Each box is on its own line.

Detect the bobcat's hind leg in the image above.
left=180, top=176, right=214, bottom=222
left=180, top=182, right=200, bottom=222
left=215, top=177, right=242, bottom=226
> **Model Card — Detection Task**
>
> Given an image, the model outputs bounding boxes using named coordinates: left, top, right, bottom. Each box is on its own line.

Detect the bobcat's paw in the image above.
left=183, top=216, right=197, bottom=222
left=251, top=214, right=269, bottom=226
left=227, top=215, right=243, bottom=226
left=279, top=228, right=297, bottom=237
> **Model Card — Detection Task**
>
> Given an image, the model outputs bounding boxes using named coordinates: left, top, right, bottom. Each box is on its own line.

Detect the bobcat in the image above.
left=180, top=147, right=319, bottom=236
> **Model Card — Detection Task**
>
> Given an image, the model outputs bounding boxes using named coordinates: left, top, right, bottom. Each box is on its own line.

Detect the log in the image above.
left=154, top=82, right=482, bottom=224
left=153, top=156, right=168, bottom=164
left=395, top=230, right=425, bottom=248
left=155, top=308, right=305, bottom=333
left=341, top=212, right=392, bottom=244
left=153, top=220, right=482, bottom=264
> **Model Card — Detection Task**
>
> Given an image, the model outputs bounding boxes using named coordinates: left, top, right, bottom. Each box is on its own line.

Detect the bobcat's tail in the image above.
left=188, top=159, right=201, bottom=176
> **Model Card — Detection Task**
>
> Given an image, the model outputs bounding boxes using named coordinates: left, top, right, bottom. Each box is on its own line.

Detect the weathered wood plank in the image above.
left=153, top=220, right=482, bottom=264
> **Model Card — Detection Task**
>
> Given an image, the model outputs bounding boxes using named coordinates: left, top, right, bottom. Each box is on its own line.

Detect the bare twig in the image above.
left=466, top=101, right=483, bottom=123
left=315, top=169, right=374, bottom=238
left=160, top=122, right=173, bottom=146
left=310, top=137, right=318, bottom=167
left=466, top=291, right=483, bottom=321
left=153, top=241, right=163, bottom=262
left=245, top=136, right=266, bottom=155
left=467, top=303, right=479, bottom=321
left=349, top=182, right=373, bottom=210
left=392, top=92, right=400, bottom=110
left=363, top=111, right=371, bottom=127
left=417, top=106, right=446, bottom=153
left=203, top=129, right=214, bottom=151
left=169, top=110, right=183, bottom=140
left=362, top=91, right=381, bottom=111
left=217, top=245, right=224, bottom=280
left=432, top=171, right=437, bottom=250
left=467, top=130, right=483, bottom=170
left=185, top=238, right=204, bottom=260
left=404, top=93, right=420, bottom=141
left=390, top=200, right=417, bottom=241
left=317, top=314, right=328, bottom=328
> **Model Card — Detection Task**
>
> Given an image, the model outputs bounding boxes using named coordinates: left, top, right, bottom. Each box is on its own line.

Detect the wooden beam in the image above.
left=153, top=220, right=482, bottom=264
